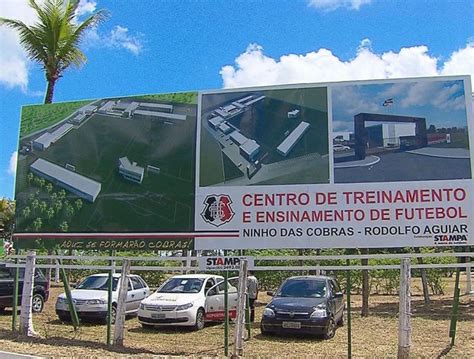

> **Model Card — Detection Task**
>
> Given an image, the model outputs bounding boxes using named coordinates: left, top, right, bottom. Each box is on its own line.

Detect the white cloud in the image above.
left=220, top=40, right=474, bottom=90
left=83, top=25, right=144, bottom=55
left=0, top=0, right=38, bottom=91
left=109, top=25, right=143, bottom=55
left=76, top=0, right=97, bottom=17
left=7, top=151, right=17, bottom=177
left=308, top=0, right=372, bottom=11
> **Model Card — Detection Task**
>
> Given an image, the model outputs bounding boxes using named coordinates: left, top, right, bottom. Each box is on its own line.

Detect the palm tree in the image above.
left=0, top=0, right=108, bottom=103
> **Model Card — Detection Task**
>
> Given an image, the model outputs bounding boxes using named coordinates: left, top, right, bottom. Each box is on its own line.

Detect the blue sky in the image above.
left=1, top=0, right=473, bottom=198
left=332, top=79, right=469, bottom=132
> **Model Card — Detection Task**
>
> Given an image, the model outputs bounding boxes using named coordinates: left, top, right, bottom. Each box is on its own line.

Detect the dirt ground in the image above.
left=0, top=275, right=472, bottom=358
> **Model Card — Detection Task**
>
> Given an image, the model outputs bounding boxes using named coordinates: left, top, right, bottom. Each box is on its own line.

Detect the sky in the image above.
left=1, top=0, right=473, bottom=199
left=332, top=79, right=469, bottom=132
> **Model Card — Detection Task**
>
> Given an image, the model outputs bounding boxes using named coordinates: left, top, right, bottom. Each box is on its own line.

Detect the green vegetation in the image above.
left=20, top=100, right=92, bottom=137
left=16, top=107, right=197, bottom=233
left=130, top=92, right=198, bottom=104
left=247, top=248, right=456, bottom=295
left=16, top=173, right=82, bottom=232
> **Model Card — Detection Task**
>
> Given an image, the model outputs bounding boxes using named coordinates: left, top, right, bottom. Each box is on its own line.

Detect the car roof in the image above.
left=85, top=273, right=142, bottom=278
left=170, top=274, right=222, bottom=280
left=286, top=275, right=333, bottom=281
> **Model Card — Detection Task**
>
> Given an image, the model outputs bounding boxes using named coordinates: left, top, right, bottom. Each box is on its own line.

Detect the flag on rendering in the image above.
left=383, top=98, right=394, bottom=107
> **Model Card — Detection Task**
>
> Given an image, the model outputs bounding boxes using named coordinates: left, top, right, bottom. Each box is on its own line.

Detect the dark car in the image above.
left=260, top=276, right=344, bottom=339
left=0, top=262, right=49, bottom=313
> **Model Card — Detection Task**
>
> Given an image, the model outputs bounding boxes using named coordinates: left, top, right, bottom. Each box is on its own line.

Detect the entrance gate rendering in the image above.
left=354, top=113, right=427, bottom=160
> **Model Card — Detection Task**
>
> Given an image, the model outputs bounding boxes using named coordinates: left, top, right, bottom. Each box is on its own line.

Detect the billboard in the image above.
left=13, top=76, right=474, bottom=250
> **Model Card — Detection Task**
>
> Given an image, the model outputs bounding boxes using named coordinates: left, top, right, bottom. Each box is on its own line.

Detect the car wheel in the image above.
left=260, top=325, right=271, bottom=336
left=323, top=317, right=336, bottom=340
left=107, top=304, right=117, bottom=324
left=337, top=312, right=344, bottom=327
left=193, top=308, right=205, bottom=331
left=32, top=294, right=45, bottom=313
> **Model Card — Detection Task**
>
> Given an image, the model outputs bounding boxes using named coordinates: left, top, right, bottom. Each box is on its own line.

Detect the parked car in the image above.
left=333, top=144, right=351, bottom=152
left=0, top=262, right=49, bottom=313
left=55, top=273, right=149, bottom=322
left=260, top=276, right=344, bottom=339
left=138, top=274, right=238, bottom=330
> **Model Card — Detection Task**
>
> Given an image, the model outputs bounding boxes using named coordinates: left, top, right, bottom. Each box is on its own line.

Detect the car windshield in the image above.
left=157, top=278, right=204, bottom=293
left=276, top=279, right=327, bottom=298
left=76, top=276, right=118, bottom=291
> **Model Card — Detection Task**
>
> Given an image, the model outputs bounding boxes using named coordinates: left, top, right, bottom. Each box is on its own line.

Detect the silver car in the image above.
left=55, top=273, right=150, bottom=322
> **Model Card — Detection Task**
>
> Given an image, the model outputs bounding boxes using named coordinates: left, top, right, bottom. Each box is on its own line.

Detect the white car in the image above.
left=138, top=274, right=238, bottom=330
left=333, top=144, right=351, bottom=152
left=55, top=273, right=150, bottom=322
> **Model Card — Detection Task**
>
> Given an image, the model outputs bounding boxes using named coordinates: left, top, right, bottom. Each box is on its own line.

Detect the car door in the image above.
left=329, top=279, right=344, bottom=321
left=0, top=267, right=13, bottom=307
left=124, top=278, right=136, bottom=312
left=204, top=280, right=238, bottom=321
left=129, top=276, right=147, bottom=311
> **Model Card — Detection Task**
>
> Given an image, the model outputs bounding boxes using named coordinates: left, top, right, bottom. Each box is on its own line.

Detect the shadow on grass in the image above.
left=254, top=332, right=326, bottom=342
left=129, top=320, right=222, bottom=334
left=0, top=328, right=162, bottom=356
left=352, top=296, right=473, bottom=322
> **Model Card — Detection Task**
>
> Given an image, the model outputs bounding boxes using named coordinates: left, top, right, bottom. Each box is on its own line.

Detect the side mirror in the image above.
left=334, top=291, right=343, bottom=298
left=266, top=291, right=274, bottom=297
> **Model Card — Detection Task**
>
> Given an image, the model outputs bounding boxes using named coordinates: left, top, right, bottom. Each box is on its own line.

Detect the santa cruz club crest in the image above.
left=201, top=194, right=235, bottom=227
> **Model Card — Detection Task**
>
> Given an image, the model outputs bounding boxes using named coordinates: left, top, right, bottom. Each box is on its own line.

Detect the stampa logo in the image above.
left=201, top=194, right=235, bottom=227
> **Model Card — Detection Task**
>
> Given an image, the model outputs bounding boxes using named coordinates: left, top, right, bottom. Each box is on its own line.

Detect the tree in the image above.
left=33, top=217, right=42, bottom=232
left=39, top=200, right=47, bottom=213
left=0, top=198, right=15, bottom=242
left=27, top=173, right=34, bottom=184
left=0, top=0, right=108, bottom=104
left=74, top=199, right=83, bottom=211
left=65, top=203, right=74, bottom=218
left=59, top=221, right=69, bottom=232
left=46, top=183, right=53, bottom=194
left=22, top=206, right=31, bottom=219
left=46, top=207, right=55, bottom=221
left=58, top=190, right=66, bottom=200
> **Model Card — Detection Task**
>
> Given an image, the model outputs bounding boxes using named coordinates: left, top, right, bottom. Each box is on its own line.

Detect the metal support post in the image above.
left=449, top=268, right=461, bottom=346
left=106, top=250, right=114, bottom=346
left=346, top=259, right=352, bottom=359
left=12, top=248, right=20, bottom=332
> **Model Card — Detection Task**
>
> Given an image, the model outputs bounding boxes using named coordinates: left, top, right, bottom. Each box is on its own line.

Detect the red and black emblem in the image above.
left=201, top=194, right=235, bottom=227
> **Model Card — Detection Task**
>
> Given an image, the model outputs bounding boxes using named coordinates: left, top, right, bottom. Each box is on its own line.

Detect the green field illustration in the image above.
left=15, top=93, right=197, bottom=233
left=199, top=87, right=330, bottom=186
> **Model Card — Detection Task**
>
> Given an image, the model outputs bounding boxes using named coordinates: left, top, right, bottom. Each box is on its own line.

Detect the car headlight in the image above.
left=139, top=303, right=145, bottom=310
left=310, top=304, right=327, bottom=318
left=86, top=299, right=106, bottom=305
left=263, top=308, right=275, bottom=317
left=176, top=303, right=193, bottom=311
left=57, top=297, right=66, bottom=303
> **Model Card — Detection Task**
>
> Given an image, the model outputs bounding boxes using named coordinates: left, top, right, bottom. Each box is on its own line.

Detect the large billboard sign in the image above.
left=13, top=76, right=474, bottom=250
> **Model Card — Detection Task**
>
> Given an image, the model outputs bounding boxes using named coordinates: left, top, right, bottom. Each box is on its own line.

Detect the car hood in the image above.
left=269, top=297, right=327, bottom=312
left=58, top=289, right=111, bottom=301
left=142, top=292, right=201, bottom=306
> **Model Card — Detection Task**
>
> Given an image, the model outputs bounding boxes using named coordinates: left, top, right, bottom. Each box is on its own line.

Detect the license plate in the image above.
left=282, top=321, right=301, bottom=329
left=151, top=313, right=166, bottom=319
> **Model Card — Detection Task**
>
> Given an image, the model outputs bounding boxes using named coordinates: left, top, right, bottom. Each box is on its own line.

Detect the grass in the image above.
left=20, top=100, right=92, bottom=138
left=0, top=276, right=471, bottom=358
left=16, top=107, right=197, bottom=233
left=129, top=92, right=198, bottom=105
